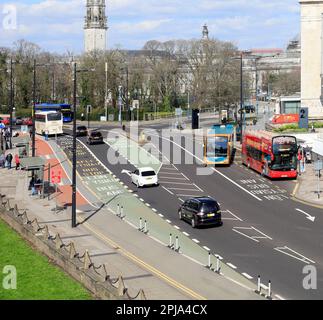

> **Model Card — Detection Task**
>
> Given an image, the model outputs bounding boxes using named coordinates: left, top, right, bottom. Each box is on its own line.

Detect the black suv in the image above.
left=86, top=131, right=103, bottom=145
left=178, top=197, right=222, bottom=228
left=76, top=126, right=88, bottom=137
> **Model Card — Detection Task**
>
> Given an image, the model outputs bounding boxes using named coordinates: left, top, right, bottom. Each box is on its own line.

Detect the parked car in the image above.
left=15, top=117, right=23, bottom=125
left=76, top=126, right=88, bottom=137
left=86, top=130, right=103, bottom=145
left=178, top=197, right=222, bottom=228
left=22, top=117, right=33, bottom=126
left=131, top=167, right=158, bottom=187
left=1, top=117, right=10, bottom=125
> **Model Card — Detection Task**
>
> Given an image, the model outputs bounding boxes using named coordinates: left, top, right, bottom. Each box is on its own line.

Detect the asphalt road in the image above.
left=63, top=118, right=323, bottom=300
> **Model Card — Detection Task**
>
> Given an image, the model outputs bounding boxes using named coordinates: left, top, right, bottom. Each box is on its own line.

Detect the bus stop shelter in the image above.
left=12, top=136, right=30, bottom=158
left=20, top=157, right=45, bottom=181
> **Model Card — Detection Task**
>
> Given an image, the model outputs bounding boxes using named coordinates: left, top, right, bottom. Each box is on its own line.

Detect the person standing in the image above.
left=14, top=154, right=20, bottom=170
left=6, top=153, right=13, bottom=169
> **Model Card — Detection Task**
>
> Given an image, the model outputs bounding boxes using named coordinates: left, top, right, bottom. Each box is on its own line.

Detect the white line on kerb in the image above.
left=203, top=246, right=210, bottom=251
left=183, top=232, right=190, bottom=236
left=192, top=239, right=200, bottom=243
left=242, top=273, right=253, bottom=280
left=275, top=295, right=286, bottom=301
left=174, top=226, right=180, bottom=230
left=152, top=208, right=157, bottom=212
left=158, top=214, right=164, bottom=218
left=166, top=219, right=172, bottom=223
left=227, top=263, right=237, bottom=269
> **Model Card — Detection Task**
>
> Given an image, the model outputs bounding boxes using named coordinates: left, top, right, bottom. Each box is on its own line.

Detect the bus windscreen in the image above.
left=207, top=136, right=228, bottom=158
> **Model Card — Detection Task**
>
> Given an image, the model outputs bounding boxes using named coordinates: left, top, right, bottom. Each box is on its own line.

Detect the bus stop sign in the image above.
left=314, top=160, right=323, bottom=172
left=51, top=170, right=62, bottom=184
left=299, top=107, right=309, bottom=129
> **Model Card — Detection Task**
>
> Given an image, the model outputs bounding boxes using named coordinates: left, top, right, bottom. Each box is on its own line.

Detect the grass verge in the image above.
left=0, top=218, right=92, bottom=300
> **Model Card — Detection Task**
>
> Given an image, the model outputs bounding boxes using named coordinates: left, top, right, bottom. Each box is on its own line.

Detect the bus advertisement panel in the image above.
left=242, top=130, right=298, bottom=179
left=204, top=124, right=234, bottom=165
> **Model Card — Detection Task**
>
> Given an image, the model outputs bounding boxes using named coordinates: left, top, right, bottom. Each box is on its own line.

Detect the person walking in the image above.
left=14, top=154, right=20, bottom=170
left=0, top=153, right=5, bottom=168
left=6, top=153, right=13, bottom=169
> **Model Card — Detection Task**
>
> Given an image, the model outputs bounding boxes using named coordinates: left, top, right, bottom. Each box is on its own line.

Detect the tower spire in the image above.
left=84, top=0, right=108, bottom=52
left=202, top=24, right=209, bottom=40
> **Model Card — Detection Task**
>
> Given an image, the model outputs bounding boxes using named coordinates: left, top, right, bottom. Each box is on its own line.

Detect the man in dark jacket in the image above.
left=5, top=153, right=13, bottom=169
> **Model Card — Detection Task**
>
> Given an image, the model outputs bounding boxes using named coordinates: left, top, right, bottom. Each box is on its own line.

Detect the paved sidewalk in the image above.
left=293, top=163, right=323, bottom=207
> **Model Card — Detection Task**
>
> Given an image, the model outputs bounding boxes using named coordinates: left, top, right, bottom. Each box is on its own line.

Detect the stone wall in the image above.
left=0, top=195, right=146, bottom=300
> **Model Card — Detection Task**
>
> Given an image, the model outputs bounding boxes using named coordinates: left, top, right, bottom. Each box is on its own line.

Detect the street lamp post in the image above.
left=71, top=63, right=95, bottom=229
left=240, top=52, right=244, bottom=140
left=104, top=62, right=108, bottom=121
left=118, top=85, right=123, bottom=126
left=32, top=59, right=36, bottom=157
left=9, top=59, right=13, bottom=150
left=72, top=61, right=77, bottom=228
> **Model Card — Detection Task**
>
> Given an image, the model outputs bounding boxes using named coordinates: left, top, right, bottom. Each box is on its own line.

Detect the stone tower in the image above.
left=300, top=0, right=323, bottom=119
left=84, top=0, right=108, bottom=52
left=202, top=24, right=209, bottom=40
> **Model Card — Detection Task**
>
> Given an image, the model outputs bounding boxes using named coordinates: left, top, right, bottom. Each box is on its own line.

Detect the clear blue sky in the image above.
left=0, top=0, right=300, bottom=54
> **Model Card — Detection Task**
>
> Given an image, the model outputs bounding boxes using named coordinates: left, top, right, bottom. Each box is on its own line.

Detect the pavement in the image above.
left=0, top=135, right=262, bottom=300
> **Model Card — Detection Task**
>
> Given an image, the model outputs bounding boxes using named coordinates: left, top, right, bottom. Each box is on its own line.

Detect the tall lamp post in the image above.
left=240, top=52, right=244, bottom=140
left=71, top=62, right=95, bottom=228
left=9, top=58, right=14, bottom=150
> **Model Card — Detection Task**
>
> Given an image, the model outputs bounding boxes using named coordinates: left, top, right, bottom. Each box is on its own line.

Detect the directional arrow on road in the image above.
left=295, top=208, right=316, bottom=222
left=121, top=169, right=132, bottom=177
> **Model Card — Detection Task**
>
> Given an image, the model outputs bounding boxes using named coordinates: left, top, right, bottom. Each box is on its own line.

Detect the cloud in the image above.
left=0, top=0, right=300, bottom=53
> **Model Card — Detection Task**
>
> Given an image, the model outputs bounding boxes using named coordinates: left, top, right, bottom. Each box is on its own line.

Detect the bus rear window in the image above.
left=47, top=113, right=61, bottom=121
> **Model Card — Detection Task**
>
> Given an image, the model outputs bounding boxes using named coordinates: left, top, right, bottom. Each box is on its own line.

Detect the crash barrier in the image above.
left=0, top=195, right=146, bottom=300
left=255, top=275, right=272, bottom=300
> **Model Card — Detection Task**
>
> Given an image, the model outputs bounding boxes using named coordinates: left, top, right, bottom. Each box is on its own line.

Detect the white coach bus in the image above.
left=35, top=111, right=63, bottom=136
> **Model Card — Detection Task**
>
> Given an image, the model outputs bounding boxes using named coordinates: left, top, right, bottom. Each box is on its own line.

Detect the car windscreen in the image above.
left=141, top=171, right=156, bottom=177
left=200, top=202, right=219, bottom=213
left=47, top=113, right=62, bottom=121
left=91, top=132, right=102, bottom=137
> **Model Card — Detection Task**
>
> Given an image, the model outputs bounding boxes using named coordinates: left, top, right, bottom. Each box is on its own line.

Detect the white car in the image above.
left=131, top=167, right=158, bottom=187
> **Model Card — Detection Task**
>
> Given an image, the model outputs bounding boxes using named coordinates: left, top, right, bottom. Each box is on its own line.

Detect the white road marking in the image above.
left=227, top=263, right=237, bottom=269
left=168, top=188, right=201, bottom=192
left=242, top=273, right=253, bottom=280
left=174, top=225, right=180, bottom=230
left=193, top=184, right=204, bottom=192
left=183, top=232, right=190, bottom=236
left=139, top=198, right=145, bottom=202
left=274, top=246, right=316, bottom=264
left=203, top=246, right=210, bottom=251
left=221, top=210, right=243, bottom=222
left=232, top=228, right=260, bottom=243
left=214, top=254, right=223, bottom=260
left=162, top=186, right=174, bottom=195
left=145, top=132, right=263, bottom=202
left=145, top=203, right=151, bottom=207
left=181, top=173, right=189, bottom=180
left=295, top=208, right=316, bottom=222
left=177, top=194, right=205, bottom=198
left=178, top=198, right=185, bottom=203
left=166, top=219, right=172, bottom=223
left=158, top=172, right=183, bottom=176
left=192, top=239, right=200, bottom=243
left=152, top=208, right=157, bottom=212
left=251, top=227, right=273, bottom=240
left=158, top=214, right=164, bottom=218
left=275, top=295, right=286, bottom=301
left=160, top=181, right=193, bottom=186
left=159, top=176, right=188, bottom=180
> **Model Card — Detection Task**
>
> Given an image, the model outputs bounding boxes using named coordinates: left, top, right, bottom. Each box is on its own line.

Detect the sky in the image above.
left=0, top=0, right=300, bottom=54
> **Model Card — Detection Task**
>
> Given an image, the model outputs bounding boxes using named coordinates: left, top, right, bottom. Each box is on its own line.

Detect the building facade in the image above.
left=300, top=0, right=323, bottom=119
left=84, top=0, right=108, bottom=53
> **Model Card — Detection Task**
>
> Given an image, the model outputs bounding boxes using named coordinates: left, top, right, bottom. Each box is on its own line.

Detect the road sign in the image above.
left=87, top=105, right=92, bottom=114
left=314, top=160, right=323, bottom=171
left=299, top=107, right=309, bottom=129
left=51, top=170, right=62, bottom=184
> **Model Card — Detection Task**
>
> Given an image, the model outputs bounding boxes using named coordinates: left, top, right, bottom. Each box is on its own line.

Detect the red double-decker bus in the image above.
left=242, top=130, right=298, bottom=179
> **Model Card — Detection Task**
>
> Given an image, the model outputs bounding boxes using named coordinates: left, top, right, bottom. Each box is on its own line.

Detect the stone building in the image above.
left=300, top=0, right=323, bottom=119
